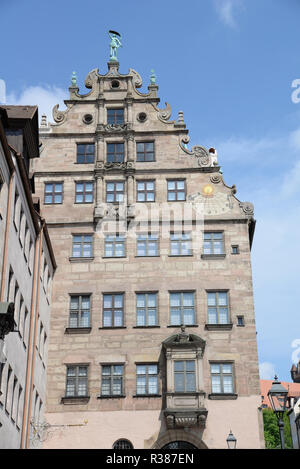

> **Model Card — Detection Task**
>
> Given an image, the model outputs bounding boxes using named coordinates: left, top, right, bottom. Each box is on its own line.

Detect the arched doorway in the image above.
left=152, top=429, right=208, bottom=449
left=162, top=441, right=197, bottom=449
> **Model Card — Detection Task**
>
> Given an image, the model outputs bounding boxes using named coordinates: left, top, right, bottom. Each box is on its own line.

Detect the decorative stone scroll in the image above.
left=179, top=135, right=211, bottom=167
left=95, top=161, right=135, bottom=172
left=151, top=102, right=174, bottom=124
left=239, top=202, right=254, bottom=216
left=52, top=103, right=73, bottom=125
left=210, top=174, right=222, bottom=184
left=85, top=68, right=99, bottom=89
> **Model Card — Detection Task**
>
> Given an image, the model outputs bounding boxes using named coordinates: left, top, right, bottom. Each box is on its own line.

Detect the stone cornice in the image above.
left=33, top=167, right=221, bottom=177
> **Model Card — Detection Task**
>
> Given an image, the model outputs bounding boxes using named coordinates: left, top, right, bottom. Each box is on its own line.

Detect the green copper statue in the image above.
left=108, top=30, right=122, bottom=62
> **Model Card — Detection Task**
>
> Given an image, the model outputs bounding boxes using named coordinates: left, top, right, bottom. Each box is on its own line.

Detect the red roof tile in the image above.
left=260, top=380, right=300, bottom=407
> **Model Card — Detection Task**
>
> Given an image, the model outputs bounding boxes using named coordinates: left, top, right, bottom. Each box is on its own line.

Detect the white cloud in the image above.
left=213, top=0, right=244, bottom=29
left=281, top=159, right=300, bottom=198
left=6, top=84, right=67, bottom=125
left=259, top=362, right=276, bottom=380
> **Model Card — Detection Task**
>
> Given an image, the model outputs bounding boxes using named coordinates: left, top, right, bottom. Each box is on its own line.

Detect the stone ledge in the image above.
left=69, top=256, right=94, bottom=263
left=205, top=323, right=233, bottom=331
left=98, top=326, right=127, bottom=330
left=65, top=327, right=92, bottom=334
left=61, top=396, right=90, bottom=405
left=208, top=393, right=238, bottom=400
left=133, top=394, right=162, bottom=398
left=201, top=254, right=226, bottom=260
left=167, top=324, right=199, bottom=328
left=97, top=395, right=126, bottom=399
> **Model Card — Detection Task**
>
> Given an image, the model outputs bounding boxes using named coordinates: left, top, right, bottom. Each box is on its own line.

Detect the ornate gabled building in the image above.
left=31, top=43, right=264, bottom=449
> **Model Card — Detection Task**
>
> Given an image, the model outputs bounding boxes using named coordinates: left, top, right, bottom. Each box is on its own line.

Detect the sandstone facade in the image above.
left=32, top=60, right=264, bottom=449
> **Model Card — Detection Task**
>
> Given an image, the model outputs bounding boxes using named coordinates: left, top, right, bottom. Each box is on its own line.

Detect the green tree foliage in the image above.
left=262, top=408, right=293, bottom=449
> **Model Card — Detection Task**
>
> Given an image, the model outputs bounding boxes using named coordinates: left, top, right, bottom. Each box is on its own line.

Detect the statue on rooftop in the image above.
left=108, top=30, right=122, bottom=62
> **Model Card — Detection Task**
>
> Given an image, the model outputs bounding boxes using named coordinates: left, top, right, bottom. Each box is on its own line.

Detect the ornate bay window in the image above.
left=162, top=327, right=207, bottom=429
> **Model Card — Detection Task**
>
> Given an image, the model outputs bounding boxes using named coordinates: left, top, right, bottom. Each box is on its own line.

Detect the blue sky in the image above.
left=2, top=0, right=300, bottom=382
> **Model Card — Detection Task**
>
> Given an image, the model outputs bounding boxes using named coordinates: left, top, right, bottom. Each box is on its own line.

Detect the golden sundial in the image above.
left=188, top=184, right=233, bottom=216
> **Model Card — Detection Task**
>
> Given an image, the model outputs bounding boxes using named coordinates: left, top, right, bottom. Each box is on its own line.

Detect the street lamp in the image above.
left=267, top=375, right=288, bottom=449
left=226, top=430, right=237, bottom=449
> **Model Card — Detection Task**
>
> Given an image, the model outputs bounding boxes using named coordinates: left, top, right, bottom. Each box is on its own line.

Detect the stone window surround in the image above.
left=74, top=181, right=94, bottom=204
left=106, top=108, right=125, bottom=125
left=104, top=233, right=126, bottom=258
left=98, top=363, right=125, bottom=398
left=134, top=362, right=160, bottom=397
left=62, top=363, right=90, bottom=404
left=135, top=291, right=158, bottom=327
left=136, top=179, right=155, bottom=202
left=169, top=232, right=192, bottom=257
left=106, top=180, right=125, bottom=203
left=76, top=143, right=95, bottom=164
left=101, top=292, right=125, bottom=328
left=44, top=181, right=64, bottom=205
left=167, top=178, right=186, bottom=202
left=136, top=140, right=155, bottom=162
left=202, top=231, right=225, bottom=258
left=106, top=142, right=125, bottom=163
left=208, top=361, right=238, bottom=400
left=205, top=289, right=232, bottom=329
left=67, top=294, right=91, bottom=330
left=168, top=290, right=196, bottom=327
left=164, top=346, right=205, bottom=396
left=136, top=232, right=159, bottom=257
left=70, top=233, right=94, bottom=260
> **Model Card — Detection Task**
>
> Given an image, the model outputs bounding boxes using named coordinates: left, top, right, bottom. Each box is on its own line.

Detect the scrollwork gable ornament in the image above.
left=151, top=102, right=175, bottom=124
left=179, top=135, right=212, bottom=167
left=52, top=103, right=73, bottom=125
left=239, top=201, right=254, bottom=217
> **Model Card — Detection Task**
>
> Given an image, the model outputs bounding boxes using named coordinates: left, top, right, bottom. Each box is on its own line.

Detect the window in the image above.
left=136, top=142, right=155, bottom=162
left=101, top=365, right=124, bottom=396
left=113, top=439, right=134, bottom=449
left=107, top=108, right=124, bottom=125
left=13, top=191, right=20, bottom=229
left=174, top=360, right=196, bottom=392
left=136, top=180, right=155, bottom=202
left=66, top=365, right=89, bottom=397
left=232, top=245, right=239, bottom=254
left=106, top=181, right=125, bottom=203
left=203, top=232, right=224, bottom=255
left=136, top=293, right=157, bottom=326
left=44, top=183, right=63, bottom=204
left=76, top=144, right=95, bottom=164
left=170, top=292, right=195, bottom=326
left=103, top=294, right=124, bottom=327
left=170, top=233, right=191, bottom=256
left=136, top=234, right=158, bottom=256
left=167, top=180, right=186, bottom=201
left=237, top=315, right=244, bottom=326
left=136, top=364, right=158, bottom=395
left=5, top=366, right=12, bottom=413
left=72, top=235, right=93, bottom=258
left=69, top=295, right=91, bottom=328
left=210, top=363, right=234, bottom=394
left=104, top=235, right=125, bottom=257
left=75, top=182, right=94, bottom=203
left=107, top=143, right=124, bottom=163
left=207, top=291, right=229, bottom=324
